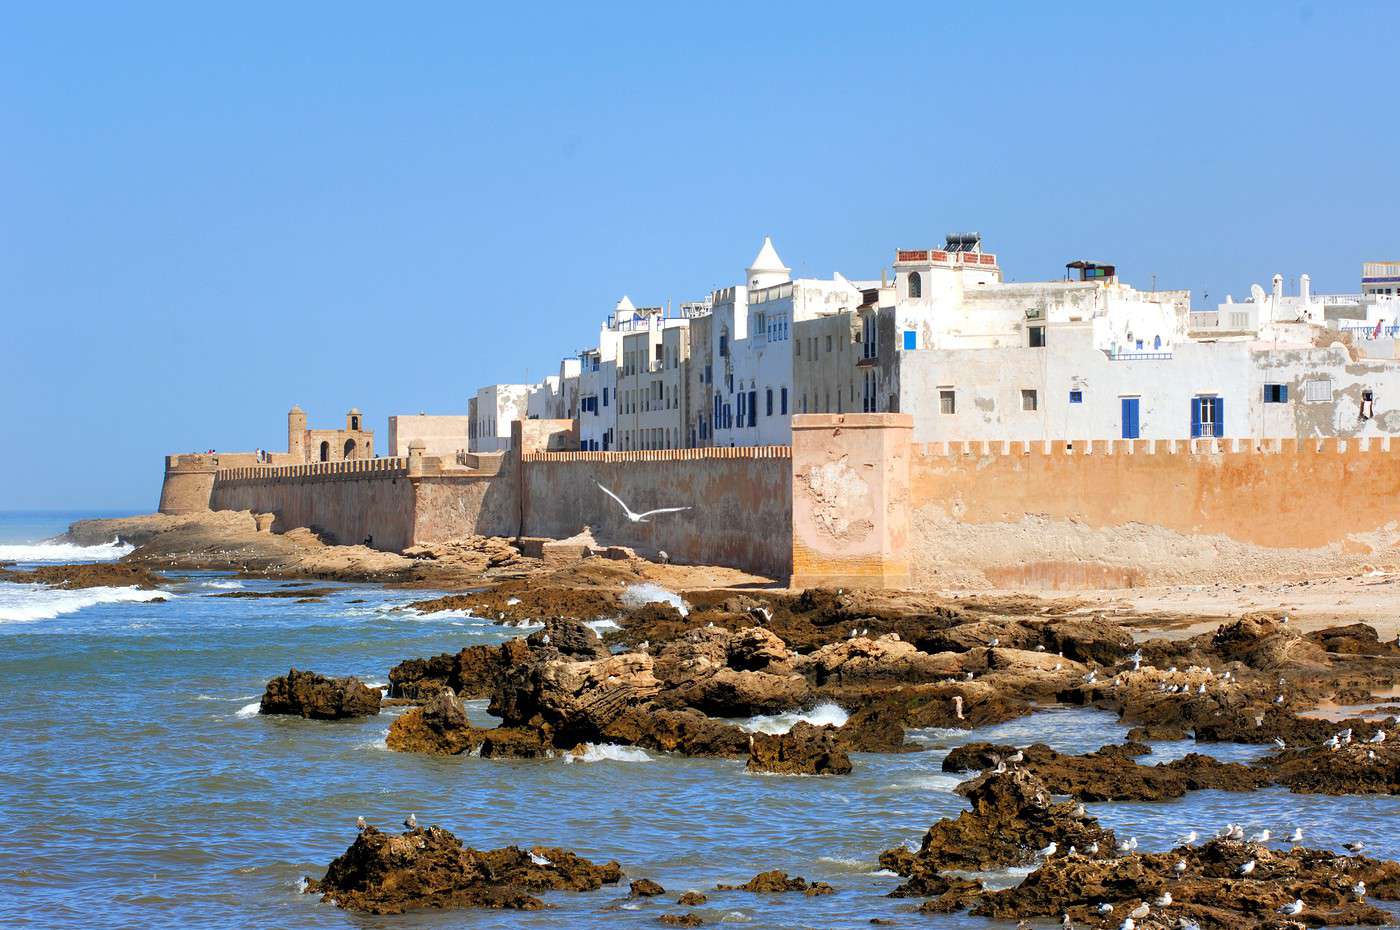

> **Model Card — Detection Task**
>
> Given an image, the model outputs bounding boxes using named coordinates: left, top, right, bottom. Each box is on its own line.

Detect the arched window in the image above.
left=908, top=272, right=922, bottom=299
left=344, top=439, right=356, bottom=459
left=319, top=441, right=330, bottom=462
left=350, top=416, right=360, bottom=431
left=1153, top=335, right=1162, bottom=350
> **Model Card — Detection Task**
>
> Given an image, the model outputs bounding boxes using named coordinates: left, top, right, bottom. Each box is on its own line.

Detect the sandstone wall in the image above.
left=211, top=459, right=417, bottom=551
left=519, top=447, right=793, bottom=578
left=910, top=437, right=1400, bottom=588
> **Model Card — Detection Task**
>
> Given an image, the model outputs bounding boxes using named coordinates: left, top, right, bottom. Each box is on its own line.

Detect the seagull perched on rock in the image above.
left=1118, top=918, right=1135, bottom=930
left=356, top=816, right=367, bottom=831
left=1084, top=670, right=1098, bottom=684
left=529, top=850, right=552, bottom=866
left=403, top=813, right=417, bottom=830
left=1085, top=841, right=1099, bottom=855
left=1072, top=802, right=1087, bottom=819
left=1095, top=902, right=1114, bottom=915
left=1117, top=836, right=1138, bottom=853
left=987, top=636, right=1000, bottom=647
left=952, top=695, right=965, bottom=720
left=1177, top=920, right=1201, bottom=930
left=1128, top=902, right=1150, bottom=920
left=1353, top=880, right=1366, bottom=898
left=1273, top=737, right=1287, bottom=750
left=1279, top=899, right=1303, bottom=916
left=596, top=483, right=692, bottom=523
left=1289, top=828, right=1303, bottom=843
left=1249, top=829, right=1271, bottom=844
left=1344, top=841, right=1366, bottom=855
left=1038, top=841, right=1058, bottom=858
left=1173, top=859, right=1187, bottom=876
left=1178, top=830, right=1198, bottom=846
left=1153, top=892, right=1172, bottom=907
left=1369, top=729, right=1386, bottom=744
left=1007, top=750, right=1024, bottom=764
left=1237, top=859, right=1255, bottom=876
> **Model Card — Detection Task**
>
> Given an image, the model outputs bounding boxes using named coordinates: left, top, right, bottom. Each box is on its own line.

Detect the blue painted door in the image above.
left=1121, top=397, right=1140, bottom=439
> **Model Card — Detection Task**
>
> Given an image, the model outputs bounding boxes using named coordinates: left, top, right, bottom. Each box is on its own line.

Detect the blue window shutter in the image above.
left=1279, top=385, right=1288, bottom=403
left=903, top=330, right=917, bottom=351
left=1214, top=397, right=1224, bottom=438
left=1190, top=397, right=1202, bottom=438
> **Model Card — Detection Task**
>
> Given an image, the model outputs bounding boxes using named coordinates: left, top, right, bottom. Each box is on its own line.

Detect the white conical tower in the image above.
left=746, top=236, right=791, bottom=290
left=614, top=294, right=637, bottom=322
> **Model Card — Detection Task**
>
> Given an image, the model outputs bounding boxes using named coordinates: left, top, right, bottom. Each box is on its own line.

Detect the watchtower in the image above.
left=288, top=405, right=307, bottom=460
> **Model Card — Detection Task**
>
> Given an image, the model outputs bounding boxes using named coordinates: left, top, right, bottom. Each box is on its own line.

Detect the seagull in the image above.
left=1249, top=829, right=1271, bottom=844
left=1007, top=750, right=1025, bottom=764
left=1197, top=683, right=1207, bottom=694
left=356, top=816, right=367, bottom=831
left=987, top=636, right=1000, bottom=647
left=1237, top=859, right=1255, bottom=875
left=1327, top=735, right=1341, bottom=752
left=1153, top=892, right=1172, bottom=907
left=529, top=850, right=552, bottom=866
left=1084, top=670, right=1098, bottom=684
left=1131, top=649, right=1143, bottom=670
left=1173, top=859, right=1187, bottom=876
left=1095, top=903, right=1114, bottom=914
left=1273, top=738, right=1287, bottom=750
left=1274, top=694, right=1285, bottom=704
left=965, top=671, right=975, bottom=681
left=1039, top=841, right=1058, bottom=858
left=1085, top=841, right=1099, bottom=855
left=1353, top=880, right=1366, bottom=898
left=1117, top=837, right=1138, bottom=853
left=1062, top=914, right=1073, bottom=930
left=1344, top=841, right=1366, bottom=855
left=1128, top=903, right=1150, bottom=920
left=1178, top=830, right=1198, bottom=846
left=1178, top=920, right=1201, bottom=930
left=952, top=695, right=965, bottom=720
left=1289, top=828, right=1303, bottom=843
left=1279, top=899, right=1303, bottom=916
left=540, top=632, right=551, bottom=645
left=597, top=483, right=692, bottom=523
left=1072, top=802, right=1087, bottom=819
left=1369, top=729, right=1386, bottom=744
left=1119, top=918, right=1135, bottom=930
left=403, top=813, right=417, bottom=830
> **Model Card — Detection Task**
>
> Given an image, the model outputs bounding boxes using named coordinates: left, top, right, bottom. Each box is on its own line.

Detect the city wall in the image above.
left=520, top=446, right=793, bottom=578
left=168, top=417, right=1400, bottom=589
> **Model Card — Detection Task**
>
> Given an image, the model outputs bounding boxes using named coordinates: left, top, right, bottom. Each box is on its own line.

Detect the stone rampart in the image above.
left=520, top=446, right=793, bottom=577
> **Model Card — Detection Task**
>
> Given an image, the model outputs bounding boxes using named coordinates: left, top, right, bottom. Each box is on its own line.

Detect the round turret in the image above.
left=288, top=404, right=308, bottom=461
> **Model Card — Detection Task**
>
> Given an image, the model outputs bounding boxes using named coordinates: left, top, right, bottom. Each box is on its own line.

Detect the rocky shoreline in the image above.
left=32, top=512, right=1400, bottom=925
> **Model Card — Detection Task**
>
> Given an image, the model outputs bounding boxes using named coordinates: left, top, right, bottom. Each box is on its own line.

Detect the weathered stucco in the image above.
left=211, top=468, right=416, bottom=551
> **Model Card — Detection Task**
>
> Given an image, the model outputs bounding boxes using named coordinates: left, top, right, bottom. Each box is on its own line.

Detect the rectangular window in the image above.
left=1069, top=389, right=1083, bottom=404
left=903, top=330, right=917, bottom=351
left=1191, top=395, right=1224, bottom=438
left=1029, top=325, right=1046, bottom=348
left=1303, top=379, right=1332, bottom=403
left=766, top=388, right=773, bottom=417
left=826, top=335, right=832, bottom=353
left=939, top=389, right=955, bottom=415
left=795, top=340, right=801, bottom=357
left=748, top=390, right=757, bottom=427
left=1263, top=383, right=1288, bottom=404
left=780, top=387, right=788, bottom=415
left=1021, top=389, right=1038, bottom=411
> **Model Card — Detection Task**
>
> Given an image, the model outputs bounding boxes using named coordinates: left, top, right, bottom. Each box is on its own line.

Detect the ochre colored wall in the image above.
left=413, top=473, right=519, bottom=541
left=211, top=463, right=416, bottom=551
left=520, top=448, right=793, bottom=578
left=911, top=438, right=1400, bottom=551
left=790, top=414, right=913, bottom=589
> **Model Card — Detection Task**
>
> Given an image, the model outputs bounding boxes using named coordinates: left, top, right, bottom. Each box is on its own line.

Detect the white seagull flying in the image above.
left=597, top=483, right=691, bottom=523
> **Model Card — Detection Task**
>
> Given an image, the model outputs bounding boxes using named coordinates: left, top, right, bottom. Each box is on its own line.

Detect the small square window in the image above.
left=1021, top=389, right=1038, bottom=412
left=1264, top=384, right=1288, bottom=404
left=1069, top=389, right=1083, bottom=404
left=903, top=330, right=917, bottom=351
left=1028, top=325, right=1046, bottom=348
left=939, top=389, right=955, bottom=415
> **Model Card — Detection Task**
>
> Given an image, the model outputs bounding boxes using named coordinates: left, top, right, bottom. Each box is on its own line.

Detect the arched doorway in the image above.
left=319, top=441, right=330, bottom=462
left=344, top=439, right=356, bottom=459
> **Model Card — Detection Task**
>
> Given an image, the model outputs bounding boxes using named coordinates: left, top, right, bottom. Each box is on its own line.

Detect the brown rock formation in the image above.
left=304, top=824, right=622, bottom=914
left=716, top=870, right=835, bottom=895
left=746, top=721, right=853, bottom=775
left=258, top=668, right=381, bottom=719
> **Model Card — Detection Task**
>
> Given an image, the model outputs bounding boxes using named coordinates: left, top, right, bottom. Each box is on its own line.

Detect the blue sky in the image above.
left=3, top=2, right=1397, bottom=510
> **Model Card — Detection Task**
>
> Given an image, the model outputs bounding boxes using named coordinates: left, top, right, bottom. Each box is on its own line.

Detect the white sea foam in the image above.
left=585, top=618, right=620, bottom=633
left=0, top=537, right=134, bottom=563
left=563, top=743, right=653, bottom=763
left=235, top=701, right=261, bottom=718
left=620, top=582, right=688, bottom=617
left=739, top=702, right=849, bottom=735
left=0, top=582, right=169, bottom=623
left=199, top=580, right=244, bottom=590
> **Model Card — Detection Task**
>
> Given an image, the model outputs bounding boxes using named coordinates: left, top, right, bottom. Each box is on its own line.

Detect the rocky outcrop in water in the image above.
left=880, top=768, right=1116, bottom=880
left=1266, top=737, right=1400, bottom=795
left=943, top=741, right=1268, bottom=801
left=0, top=562, right=169, bottom=589
left=715, top=870, right=834, bottom=895
left=746, top=721, right=852, bottom=775
left=972, top=837, right=1400, bottom=930
left=304, top=824, right=622, bottom=914
left=258, top=668, right=381, bottom=719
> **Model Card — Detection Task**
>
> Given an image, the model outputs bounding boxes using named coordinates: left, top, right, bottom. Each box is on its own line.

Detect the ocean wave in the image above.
left=0, top=537, right=134, bottom=563
left=0, top=582, right=169, bottom=624
left=620, top=583, right=688, bottom=617
left=562, top=743, right=653, bottom=763
left=585, top=618, right=620, bottom=633
left=234, top=701, right=261, bottom=718
left=739, top=702, right=849, bottom=734
left=198, top=580, right=244, bottom=590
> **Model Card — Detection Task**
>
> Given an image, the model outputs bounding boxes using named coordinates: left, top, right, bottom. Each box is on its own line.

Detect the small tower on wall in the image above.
left=347, top=408, right=362, bottom=432
left=288, top=405, right=307, bottom=461
left=746, top=236, right=791, bottom=290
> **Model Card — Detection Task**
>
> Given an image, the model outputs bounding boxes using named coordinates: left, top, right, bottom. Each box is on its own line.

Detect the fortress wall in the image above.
left=519, top=447, right=793, bottom=578
left=908, top=436, right=1400, bottom=587
left=413, top=473, right=519, bottom=542
left=211, top=462, right=416, bottom=551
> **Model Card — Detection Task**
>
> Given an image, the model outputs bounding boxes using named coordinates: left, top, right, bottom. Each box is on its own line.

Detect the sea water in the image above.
left=2, top=511, right=1397, bottom=929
